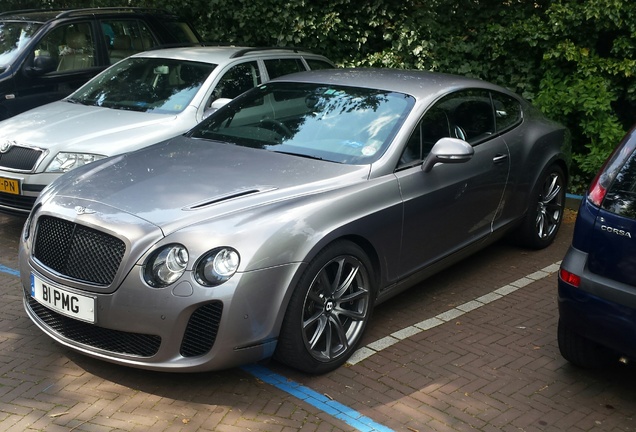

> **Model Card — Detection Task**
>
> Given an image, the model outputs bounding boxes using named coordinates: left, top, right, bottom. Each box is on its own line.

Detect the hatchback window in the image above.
left=602, top=149, right=636, bottom=219
left=0, top=21, right=41, bottom=68
left=69, top=57, right=215, bottom=114
left=192, top=82, right=415, bottom=165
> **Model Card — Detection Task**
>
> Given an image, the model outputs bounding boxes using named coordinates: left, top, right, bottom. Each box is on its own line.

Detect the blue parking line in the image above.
left=0, top=263, right=19, bottom=277
left=242, top=364, right=394, bottom=432
left=2, top=263, right=392, bottom=431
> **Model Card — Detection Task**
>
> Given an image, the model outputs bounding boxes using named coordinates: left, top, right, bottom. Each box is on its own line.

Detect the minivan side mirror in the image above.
left=422, top=137, right=474, bottom=173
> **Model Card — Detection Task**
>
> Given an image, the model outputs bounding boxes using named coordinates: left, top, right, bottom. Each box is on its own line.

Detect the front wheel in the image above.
left=275, top=241, right=375, bottom=374
left=515, top=164, right=566, bottom=249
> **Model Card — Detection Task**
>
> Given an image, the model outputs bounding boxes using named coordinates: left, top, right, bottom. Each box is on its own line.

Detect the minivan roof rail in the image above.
left=230, top=47, right=311, bottom=59
left=0, top=7, right=173, bottom=19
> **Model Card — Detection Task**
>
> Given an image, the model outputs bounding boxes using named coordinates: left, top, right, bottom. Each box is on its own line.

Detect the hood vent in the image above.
left=185, top=188, right=273, bottom=210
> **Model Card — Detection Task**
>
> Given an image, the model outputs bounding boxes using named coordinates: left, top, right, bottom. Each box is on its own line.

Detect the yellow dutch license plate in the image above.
left=0, top=177, right=20, bottom=195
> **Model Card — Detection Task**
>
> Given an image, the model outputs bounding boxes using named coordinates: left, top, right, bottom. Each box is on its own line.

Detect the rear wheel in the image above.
left=515, top=164, right=566, bottom=249
left=558, top=319, right=617, bottom=368
left=275, top=241, right=375, bottom=374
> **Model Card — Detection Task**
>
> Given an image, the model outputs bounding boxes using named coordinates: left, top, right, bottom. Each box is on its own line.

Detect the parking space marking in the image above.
left=243, top=364, right=395, bottom=432
left=347, top=262, right=561, bottom=366
left=0, top=263, right=19, bottom=276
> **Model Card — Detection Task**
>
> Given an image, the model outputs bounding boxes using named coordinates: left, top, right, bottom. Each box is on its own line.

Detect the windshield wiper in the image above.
left=272, top=150, right=324, bottom=161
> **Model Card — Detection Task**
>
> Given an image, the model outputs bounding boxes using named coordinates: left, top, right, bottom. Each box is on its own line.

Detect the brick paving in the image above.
left=2, top=211, right=636, bottom=431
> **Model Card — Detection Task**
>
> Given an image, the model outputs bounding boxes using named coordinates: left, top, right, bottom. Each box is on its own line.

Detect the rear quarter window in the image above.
left=492, top=92, right=522, bottom=132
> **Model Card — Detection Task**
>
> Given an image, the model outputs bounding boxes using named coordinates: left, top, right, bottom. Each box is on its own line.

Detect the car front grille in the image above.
left=0, top=145, right=42, bottom=171
left=0, top=192, right=36, bottom=214
left=33, top=216, right=126, bottom=286
left=26, top=294, right=161, bottom=357
left=180, top=302, right=223, bottom=357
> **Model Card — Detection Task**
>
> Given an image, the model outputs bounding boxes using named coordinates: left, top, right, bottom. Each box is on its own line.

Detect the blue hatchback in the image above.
left=559, top=125, right=636, bottom=367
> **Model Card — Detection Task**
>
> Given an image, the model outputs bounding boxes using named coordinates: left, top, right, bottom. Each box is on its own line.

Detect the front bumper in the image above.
left=21, top=259, right=305, bottom=372
left=558, top=246, right=636, bottom=359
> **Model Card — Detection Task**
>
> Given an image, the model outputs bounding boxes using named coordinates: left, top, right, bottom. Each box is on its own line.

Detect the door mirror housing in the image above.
left=422, top=138, right=474, bottom=173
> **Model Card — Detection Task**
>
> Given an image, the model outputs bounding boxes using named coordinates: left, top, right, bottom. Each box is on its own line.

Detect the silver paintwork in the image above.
left=19, top=68, right=570, bottom=371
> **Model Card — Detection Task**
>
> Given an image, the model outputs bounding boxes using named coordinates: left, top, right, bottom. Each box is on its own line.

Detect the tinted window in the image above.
left=305, top=59, right=334, bottom=70
left=602, top=149, right=636, bottom=219
left=101, top=19, right=156, bottom=64
left=36, top=22, right=95, bottom=72
left=264, top=58, right=305, bottom=79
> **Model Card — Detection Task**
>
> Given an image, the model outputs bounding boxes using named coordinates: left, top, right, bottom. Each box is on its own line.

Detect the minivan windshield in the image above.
left=0, top=21, right=41, bottom=68
left=190, top=82, right=415, bottom=165
left=68, top=57, right=216, bottom=114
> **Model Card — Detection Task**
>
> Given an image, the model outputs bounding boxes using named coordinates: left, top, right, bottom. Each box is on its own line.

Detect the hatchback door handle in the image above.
left=493, top=154, right=508, bottom=163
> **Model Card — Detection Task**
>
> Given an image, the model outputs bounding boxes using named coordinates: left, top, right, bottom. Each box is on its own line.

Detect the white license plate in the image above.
left=31, top=273, right=95, bottom=323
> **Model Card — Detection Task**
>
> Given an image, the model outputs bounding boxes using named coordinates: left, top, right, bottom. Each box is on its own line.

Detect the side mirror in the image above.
left=203, top=98, right=232, bottom=119
left=422, top=137, right=474, bottom=173
left=25, top=55, right=56, bottom=76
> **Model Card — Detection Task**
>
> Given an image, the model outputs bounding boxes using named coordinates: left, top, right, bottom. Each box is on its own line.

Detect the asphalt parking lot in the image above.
left=2, top=209, right=636, bottom=432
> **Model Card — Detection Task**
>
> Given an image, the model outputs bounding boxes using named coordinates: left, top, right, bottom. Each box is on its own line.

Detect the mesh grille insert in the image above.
left=33, top=216, right=125, bottom=285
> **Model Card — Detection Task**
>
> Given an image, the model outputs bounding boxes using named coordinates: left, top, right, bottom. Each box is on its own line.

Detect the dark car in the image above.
left=20, top=69, right=569, bottom=373
left=0, top=7, right=202, bottom=120
left=558, top=125, right=636, bottom=368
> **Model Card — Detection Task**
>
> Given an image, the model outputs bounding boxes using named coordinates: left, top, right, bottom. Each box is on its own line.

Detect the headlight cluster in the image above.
left=195, top=247, right=240, bottom=286
left=45, top=152, right=106, bottom=173
left=144, top=244, right=240, bottom=288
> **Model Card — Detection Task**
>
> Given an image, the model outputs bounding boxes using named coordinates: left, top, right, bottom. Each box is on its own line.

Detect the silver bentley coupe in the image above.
left=19, top=68, right=570, bottom=374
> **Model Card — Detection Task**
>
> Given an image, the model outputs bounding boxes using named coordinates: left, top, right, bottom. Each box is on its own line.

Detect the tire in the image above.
left=515, top=164, right=566, bottom=249
left=558, top=319, right=617, bottom=368
left=275, top=241, right=375, bottom=374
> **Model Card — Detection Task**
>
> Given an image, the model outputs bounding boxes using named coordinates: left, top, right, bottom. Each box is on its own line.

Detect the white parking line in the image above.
left=346, top=262, right=562, bottom=366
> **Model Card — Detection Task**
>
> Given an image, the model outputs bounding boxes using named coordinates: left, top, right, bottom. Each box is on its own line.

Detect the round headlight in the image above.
left=195, top=247, right=240, bottom=286
left=145, top=244, right=189, bottom=287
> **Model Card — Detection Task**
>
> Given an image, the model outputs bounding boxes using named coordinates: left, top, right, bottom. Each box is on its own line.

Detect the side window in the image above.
left=305, top=59, right=334, bottom=70
left=210, top=61, right=261, bottom=102
left=101, top=20, right=156, bottom=64
left=400, top=107, right=453, bottom=166
left=491, top=92, right=522, bottom=132
left=264, top=58, right=305, bottom=79
left=163, top=21, right=200, bottom=43
left=448, top=89, right=495, bottom=144
left=35, top=22, right=95, bottom=72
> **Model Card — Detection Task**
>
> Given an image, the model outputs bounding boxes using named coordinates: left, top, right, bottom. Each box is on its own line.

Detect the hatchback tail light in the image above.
left=560, top=268, right=581, bottom=287
left=587, top=126, right=636, bottom=207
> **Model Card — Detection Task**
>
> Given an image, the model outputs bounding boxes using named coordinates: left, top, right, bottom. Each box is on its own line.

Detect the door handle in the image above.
left=493, top=154, right=508, bottom=163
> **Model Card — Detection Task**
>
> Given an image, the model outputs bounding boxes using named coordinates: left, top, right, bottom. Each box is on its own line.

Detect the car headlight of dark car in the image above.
left=144, top=244, right=189, bottom=287
left=194, top=247, right=240, bottom=286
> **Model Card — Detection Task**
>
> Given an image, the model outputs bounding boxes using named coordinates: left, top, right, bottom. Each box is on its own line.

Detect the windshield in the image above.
left=0, top=21, right=41, bottom=68
left=68, top=57, right=216, bottom=114
left=190, top=82, right=415, bottom=164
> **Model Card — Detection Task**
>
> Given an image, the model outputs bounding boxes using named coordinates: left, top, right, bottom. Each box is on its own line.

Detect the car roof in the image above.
left=132, top=46, right=332, bottom=65
left=272, top=68, right=516, bottom=101
left=0, top=7, right=179, bottom=23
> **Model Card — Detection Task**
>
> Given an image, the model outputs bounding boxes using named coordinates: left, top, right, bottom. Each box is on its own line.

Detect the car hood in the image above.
left=44, top=135, right=371, bottom=232
left=0, top=101, right=179, bottom=152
